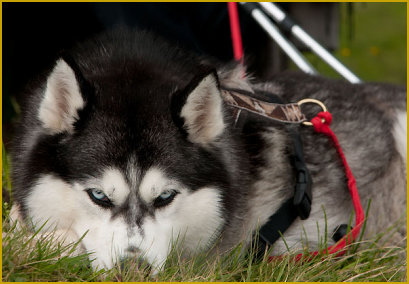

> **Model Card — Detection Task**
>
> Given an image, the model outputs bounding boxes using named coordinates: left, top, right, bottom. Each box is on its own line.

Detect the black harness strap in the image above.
left=221, top=86, right=313, bottom=260
left=255, top=127, right=312, bottom=259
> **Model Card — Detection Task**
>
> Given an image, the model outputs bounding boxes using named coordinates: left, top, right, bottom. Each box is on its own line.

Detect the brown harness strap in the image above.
left=221, top=89, right=307, bottom=124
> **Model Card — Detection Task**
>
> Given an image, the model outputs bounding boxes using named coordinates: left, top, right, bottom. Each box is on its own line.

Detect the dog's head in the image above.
left=14, top=31, right=245, bottom=270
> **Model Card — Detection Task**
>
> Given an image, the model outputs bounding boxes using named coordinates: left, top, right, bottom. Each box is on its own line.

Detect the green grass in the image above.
left=2, top=216, right=406, bottom=282
left=1, top=145, right=407, bottom=281
left=2, top=223, right=101, bottom=282
left=293, top=3, right=406, bottom=84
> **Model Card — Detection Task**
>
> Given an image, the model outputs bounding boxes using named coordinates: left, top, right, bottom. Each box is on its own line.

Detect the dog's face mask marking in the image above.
left=24, top=57, right=228, bottom=270
left=26, top=167, right=224, bottom=270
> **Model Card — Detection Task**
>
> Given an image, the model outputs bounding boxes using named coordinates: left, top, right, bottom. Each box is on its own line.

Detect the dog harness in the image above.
left=220, top=86, right=365, bottom=261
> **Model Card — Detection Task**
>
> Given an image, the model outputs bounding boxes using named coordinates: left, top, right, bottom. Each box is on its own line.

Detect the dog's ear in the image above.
left=38, top=58, right=87, bottom=134
left=171, top=70, right=225, bottom=146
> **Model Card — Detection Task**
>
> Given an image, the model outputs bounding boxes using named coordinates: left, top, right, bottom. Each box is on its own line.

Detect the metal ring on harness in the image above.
left=297, top=99, right=328, bottom=126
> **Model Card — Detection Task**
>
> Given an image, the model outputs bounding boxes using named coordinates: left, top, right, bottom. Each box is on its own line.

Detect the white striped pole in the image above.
left=259, top=2, right=362, bottom=83
left=240, top=2, right=318, bottom=75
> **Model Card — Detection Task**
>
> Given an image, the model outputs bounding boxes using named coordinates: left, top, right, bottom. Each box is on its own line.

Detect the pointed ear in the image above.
left=38, top=59, right=86, bottom=134
left=172, top=70, right=226, bottom=146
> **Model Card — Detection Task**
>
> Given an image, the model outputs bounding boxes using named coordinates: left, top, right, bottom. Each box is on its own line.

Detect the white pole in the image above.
left=240, top=3, right=318, bottom=75
left=259, top=2, right=362, bottom=83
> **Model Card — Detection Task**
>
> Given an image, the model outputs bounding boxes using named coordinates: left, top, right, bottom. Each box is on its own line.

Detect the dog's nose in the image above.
left=120, top=256, right=146, bottom=269
left=126, top=245, right=140, bottom=254
left=119, top=251, right=150, bottom=272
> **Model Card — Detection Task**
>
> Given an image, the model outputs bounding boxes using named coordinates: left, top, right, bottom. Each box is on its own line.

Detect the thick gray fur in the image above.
left=219, top=72, right=406, bottom=253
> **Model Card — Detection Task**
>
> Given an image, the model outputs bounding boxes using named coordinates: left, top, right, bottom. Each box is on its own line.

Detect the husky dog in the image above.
left=11, top=28, right=406, bottom=271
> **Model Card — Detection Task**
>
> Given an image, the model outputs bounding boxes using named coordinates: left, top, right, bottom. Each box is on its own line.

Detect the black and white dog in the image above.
left=10, top=28, right=406, bottom=270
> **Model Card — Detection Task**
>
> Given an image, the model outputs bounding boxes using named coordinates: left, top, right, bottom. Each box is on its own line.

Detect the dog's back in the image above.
left=236, top=73, right=407, bottom=253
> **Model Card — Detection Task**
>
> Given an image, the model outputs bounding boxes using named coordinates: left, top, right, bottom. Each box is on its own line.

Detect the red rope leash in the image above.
left=268, top=111, right=365, bottom=262
left=227, top=2, right=244, bottom=63
left=308, top=112, right=365, bottom=255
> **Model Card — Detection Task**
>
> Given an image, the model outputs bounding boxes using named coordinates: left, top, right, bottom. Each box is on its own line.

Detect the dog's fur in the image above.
left=10, top=28, right=407, bottom=270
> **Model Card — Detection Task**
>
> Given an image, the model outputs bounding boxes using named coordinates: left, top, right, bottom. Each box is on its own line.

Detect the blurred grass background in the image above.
left=299, top=2, right=406, bottom=84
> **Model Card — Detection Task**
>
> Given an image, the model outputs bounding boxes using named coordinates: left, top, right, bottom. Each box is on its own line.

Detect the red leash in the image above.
left=227, top=2, right=244, bottom=63
left=307, top=112, right=365, bottom=256
left=268, top=111, right=365, bottom=262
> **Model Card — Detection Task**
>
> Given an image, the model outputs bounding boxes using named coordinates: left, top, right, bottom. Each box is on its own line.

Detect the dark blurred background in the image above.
left=2, top=2, right=407, bottom=147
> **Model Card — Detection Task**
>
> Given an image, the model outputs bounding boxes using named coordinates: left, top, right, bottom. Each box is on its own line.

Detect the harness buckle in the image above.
left=293, top=167, right=312, bottom=220
left=291, top=129, right=313, bottom=220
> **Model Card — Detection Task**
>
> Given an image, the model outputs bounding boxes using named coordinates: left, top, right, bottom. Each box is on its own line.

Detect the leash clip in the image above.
left=298, top=99, right=327, bottom=126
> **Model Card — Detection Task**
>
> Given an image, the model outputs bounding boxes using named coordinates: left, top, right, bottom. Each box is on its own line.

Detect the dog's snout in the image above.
left=119, top=247, right=150, bottom=272
left=120, top=256, right=150, bottom=271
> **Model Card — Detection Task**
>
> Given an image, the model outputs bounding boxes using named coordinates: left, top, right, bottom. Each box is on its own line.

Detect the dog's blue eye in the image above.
left=91, top=189, right=106, bottom=200
left=153, top=190, right=178, bottom=208
left=86, top=188, right=113, bottom=208
left=159, top=191, right=172, bottom=200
